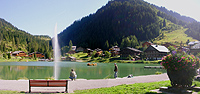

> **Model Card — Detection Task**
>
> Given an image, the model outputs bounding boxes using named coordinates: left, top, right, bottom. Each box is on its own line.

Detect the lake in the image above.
left=0, top=61, right=166, bottom=80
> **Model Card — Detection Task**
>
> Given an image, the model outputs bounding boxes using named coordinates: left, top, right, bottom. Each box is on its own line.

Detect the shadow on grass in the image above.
left=145, top=92, right=164, bottom=94
left=80, top=56, right=88, bottom=59
left=109, top=57, right=122, bottom=62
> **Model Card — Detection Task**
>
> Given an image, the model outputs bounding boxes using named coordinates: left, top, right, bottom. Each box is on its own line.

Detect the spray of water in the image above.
left=52, top=23, right=61, bottom=80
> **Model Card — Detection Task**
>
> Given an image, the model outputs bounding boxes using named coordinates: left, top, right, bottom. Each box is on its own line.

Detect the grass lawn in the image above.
left=0, top=90, right=23, bottom=94
left=74, top=80, right=200, bottom=94
left=73, top=80, right=171, bottom=94
left=0, top=57, right=38, bottom=62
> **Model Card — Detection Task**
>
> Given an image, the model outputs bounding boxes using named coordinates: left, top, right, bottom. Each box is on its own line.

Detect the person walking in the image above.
left=69, top=69, right=77, bottom=81
left=114, top=63, right=118, bottom=78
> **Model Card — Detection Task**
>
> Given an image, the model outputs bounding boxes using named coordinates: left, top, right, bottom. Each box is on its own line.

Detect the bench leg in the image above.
left=29, top=86, right=31, bottom=93
left=29, top=80, right=31, bottom=93
left=65, top=81, right=68, bottom=93
left=65, top=88, right=67, bottom=93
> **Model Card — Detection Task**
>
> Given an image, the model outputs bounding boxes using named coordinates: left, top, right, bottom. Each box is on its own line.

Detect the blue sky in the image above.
left=0, top=0, right=200, bottom=38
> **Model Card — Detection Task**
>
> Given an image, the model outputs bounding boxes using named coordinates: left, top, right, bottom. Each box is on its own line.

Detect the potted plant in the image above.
left=161, top=50, right=199, bottom=88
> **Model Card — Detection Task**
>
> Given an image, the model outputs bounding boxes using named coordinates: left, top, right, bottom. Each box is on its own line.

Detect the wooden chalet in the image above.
left=76, top=47, right=84, bottom=52
left=120, top=47, right=142, bottom=58
left=144, top=45, right=169, bottom=60
left=86, top=48, right=93, bottom=56
left=71, top=46, right=76, bottom=51
left=67, top=50, right=76, bottom=54
left=189, top=43, right=200, bottom=55
left=28, top=52, right=45, bottom=58
left=95, top=48, right=103, bottom=57
left=188, top=41, right=200, bottom=46
left=66, top=56, right=76, bottom=61
left=142, top=41, right=154, bottom=48
left=109, top=46, right=120, bottom=56
left=61, top=57, right=67, bottom=61
left=12, top=51, right=27, bottom=57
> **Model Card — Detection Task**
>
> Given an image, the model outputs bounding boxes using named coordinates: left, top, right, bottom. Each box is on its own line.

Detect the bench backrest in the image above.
left=29, top=80, right=68, bottom=87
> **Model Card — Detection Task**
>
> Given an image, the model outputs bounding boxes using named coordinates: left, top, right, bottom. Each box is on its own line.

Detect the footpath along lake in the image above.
left=0, top=61, right=166, bottom=80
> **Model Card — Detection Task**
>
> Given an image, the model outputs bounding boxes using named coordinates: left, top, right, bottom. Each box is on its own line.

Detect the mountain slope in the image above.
left=58, top=0, right=163, bottom=49
left=153, top=5, right=200, bottom=41
left=58, top=0, right=199, bottom=50
left=153, top=19, right=197, bottom=45
left=0, top=18, right=52, bottom=58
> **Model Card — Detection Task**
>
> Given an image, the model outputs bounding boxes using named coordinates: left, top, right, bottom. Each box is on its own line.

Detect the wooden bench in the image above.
left=29, top=80, right=68, bottom=93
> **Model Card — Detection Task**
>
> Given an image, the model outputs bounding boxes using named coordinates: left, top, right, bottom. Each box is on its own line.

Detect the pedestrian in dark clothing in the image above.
left=114, top=63, right=118, bottom=78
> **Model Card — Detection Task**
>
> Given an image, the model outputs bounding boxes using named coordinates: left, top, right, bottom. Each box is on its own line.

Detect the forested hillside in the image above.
left=0, top=18, right=52, bottom=58
left=58, top=0, right=163, bottom=50
left=58, top=0, right=200, bottom=50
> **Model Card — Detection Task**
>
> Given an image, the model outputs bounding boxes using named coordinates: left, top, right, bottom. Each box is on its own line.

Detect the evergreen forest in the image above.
left=0, top=18, right=52, bottom=59
left=58, top=0, right=200, bottom=50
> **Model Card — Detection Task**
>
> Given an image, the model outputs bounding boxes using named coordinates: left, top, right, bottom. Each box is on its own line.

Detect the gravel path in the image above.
left=0, top=73, right=169, bottom=93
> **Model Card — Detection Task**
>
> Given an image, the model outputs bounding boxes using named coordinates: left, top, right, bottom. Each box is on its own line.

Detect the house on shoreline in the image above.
left=144, top=45, right=169, bottom=60
left=120, top=47, right=142, bottom=60
left=12, top=51, right=27, bottom=57
left=28, top=52, right=45, bottom=58
left=109, top=46, right=120, bottom=56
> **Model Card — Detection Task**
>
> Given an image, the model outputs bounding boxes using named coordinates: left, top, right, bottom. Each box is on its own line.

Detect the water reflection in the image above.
left=0, top=62, right=166, bottom=80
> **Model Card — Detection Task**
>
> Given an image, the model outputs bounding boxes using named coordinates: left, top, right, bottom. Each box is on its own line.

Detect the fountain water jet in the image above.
left=52, top=23, right=61, bottom=80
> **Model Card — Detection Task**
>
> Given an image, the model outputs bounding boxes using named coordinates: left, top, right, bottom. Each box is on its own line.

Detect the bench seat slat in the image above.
left=29, top=80, right=68, bottom=93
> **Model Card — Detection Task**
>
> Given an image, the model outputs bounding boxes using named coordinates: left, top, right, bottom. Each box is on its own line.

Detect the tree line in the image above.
left=0, top=18, right=52, bottom=59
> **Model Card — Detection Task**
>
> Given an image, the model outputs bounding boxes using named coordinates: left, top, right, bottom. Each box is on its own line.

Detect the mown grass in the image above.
left=0, top=90, right=22, bottom=94
left=70, top=52, right=88, bottom=59
left=0, top=58, right=37, bottom=62
left=154, top=20, right=197, bottom=46
left=73, top=80, right=170, bottom=94
left=74, top=80, right=200, bottom=94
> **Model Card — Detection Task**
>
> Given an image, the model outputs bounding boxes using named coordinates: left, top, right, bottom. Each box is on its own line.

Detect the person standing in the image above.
left=69, top=69, right=77, bottom=81
left=114, top=63, right=118, bottom=78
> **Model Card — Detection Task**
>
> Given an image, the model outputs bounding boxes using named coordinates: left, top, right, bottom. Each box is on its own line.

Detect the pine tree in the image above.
left=114, top=42, right=118, bottom=46
left=104, top=40, right=109, bottom=50
left=69, top=40, right=73, bottom=51
left=186, top=39, right=190, bottom=45
left=163, top=19, right=166, bottom=27
left=12, top=37, right=15, bottom=50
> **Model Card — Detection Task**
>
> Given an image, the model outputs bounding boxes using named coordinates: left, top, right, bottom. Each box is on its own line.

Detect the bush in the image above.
left=3, top=53, right=7, bottom=59
left=7, top=53, right=11, bottom=59
left=155, top=71, right=162, bottom=75
left=104, top=51, right=111, bottom=58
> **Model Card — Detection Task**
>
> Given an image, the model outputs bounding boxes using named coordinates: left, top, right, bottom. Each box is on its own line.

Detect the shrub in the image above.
left=7, top=53, right=11, bottom=59
left=161, top=51, right=199, bottom=71
left=155, top=71, right=162, bottom=75
left=3, top=53, right=7, bottom=59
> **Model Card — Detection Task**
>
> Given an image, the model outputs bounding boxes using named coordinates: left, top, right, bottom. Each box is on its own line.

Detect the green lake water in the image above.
left=0, top=61, right=166, bottom=80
